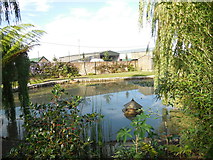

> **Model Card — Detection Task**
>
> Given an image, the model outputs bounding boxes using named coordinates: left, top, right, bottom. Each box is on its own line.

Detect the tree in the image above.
left=139, top=1, right=212, bottom=157
left=102, top=51, right=112, bottom=61
left=0, top=0, right=21, bottom=25
left=82, top=53, right=87, bottom=75
left=1, top=24, right=45, bottom=120
left=52, top=55, right=57, bottom=62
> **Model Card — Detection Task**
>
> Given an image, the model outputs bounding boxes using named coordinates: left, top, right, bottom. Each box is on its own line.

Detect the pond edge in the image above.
left=13, top=75, right=154, bottom=92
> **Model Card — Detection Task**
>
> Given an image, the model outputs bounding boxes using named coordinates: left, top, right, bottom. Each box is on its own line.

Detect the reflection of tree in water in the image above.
left=125, top=91, right=129, bottom=98
left=103, top=94, right=113, bottom=104
left=158, top=108, right=181, bottom=136
left=7, top=121, right=18, bottom=139
left=80, top=97, right=91, bottom=106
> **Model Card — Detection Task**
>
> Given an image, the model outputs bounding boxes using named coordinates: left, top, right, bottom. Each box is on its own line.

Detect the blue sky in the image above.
left=18, top=0, right=154, bottom=61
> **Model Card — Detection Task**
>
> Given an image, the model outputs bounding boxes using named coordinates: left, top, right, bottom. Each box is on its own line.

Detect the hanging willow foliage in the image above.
left=0, top=0, right=21, bottom=25
left=1, top=24, right=45, bottom=120
left=139, top=1, right=213, bottom=157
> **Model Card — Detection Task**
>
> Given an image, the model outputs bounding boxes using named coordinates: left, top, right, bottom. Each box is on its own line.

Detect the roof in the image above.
left=59, top=50, right=120, bottom=59
left=123, top=99, right=143, bottom=109
left=30, top=56, right=49, bottom=63
left=99, top=50, right=120, bottom=56
left=117, top=48, right=154, bottom=54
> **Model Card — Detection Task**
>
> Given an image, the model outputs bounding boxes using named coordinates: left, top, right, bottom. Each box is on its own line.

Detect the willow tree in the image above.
left=139, top=1, right=212, bottom=157
left=0, top=0, right=21, bottom=25
left=1, top=24, right=45, bottom=121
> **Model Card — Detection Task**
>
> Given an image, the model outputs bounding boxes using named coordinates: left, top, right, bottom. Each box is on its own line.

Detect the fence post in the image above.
left=95, top=62, right=96, bottom=75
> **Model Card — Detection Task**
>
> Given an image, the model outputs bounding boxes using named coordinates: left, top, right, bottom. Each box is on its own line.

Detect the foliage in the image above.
left=131, top=80, right=154, bottom=87
left=139, top=1, right=213, bottom=158
left=127, top=64, right=136, bottom=72
left=0, top=0, right=21, bottom=25
left=166, top=144, right=192, bottom=158
left=15, top=54, right=30, bottom=115
left=30, top=62, right=79, bottom=79
left=1, top=24, right=45, bottom=119
left=1, top=24, right=45, bottom=67
left=102, top=51, right=112, bottom=61
left=8, top=84, right=103, bottom=159
left=114, top=112, right=157, bottom=159
left=116, top=128, right=132, bottom=143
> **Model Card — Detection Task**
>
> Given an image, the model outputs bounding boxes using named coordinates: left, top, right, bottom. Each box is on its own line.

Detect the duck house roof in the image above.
left=124, top=99, right=143, bottom=109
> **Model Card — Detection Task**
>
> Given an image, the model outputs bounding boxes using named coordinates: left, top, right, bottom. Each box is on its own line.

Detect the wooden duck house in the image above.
left=123, top=99, right=143, bottom=118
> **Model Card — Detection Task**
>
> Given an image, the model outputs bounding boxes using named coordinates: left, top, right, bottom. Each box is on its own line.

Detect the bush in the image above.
left=30, top=62, right=79, bottom=79
left=8, top=84, right=103, bottom=159
left=96, top=63, right=135, bottom=74
left=127, top=64, right=136, bottom=71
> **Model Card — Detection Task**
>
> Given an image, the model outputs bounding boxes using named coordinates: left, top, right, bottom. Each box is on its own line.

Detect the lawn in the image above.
left=28, top=71, right=154, bottom=85
left=80, top=71, right=154, bottom=79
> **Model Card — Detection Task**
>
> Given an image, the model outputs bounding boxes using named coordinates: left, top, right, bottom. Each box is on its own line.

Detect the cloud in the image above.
left=28, top=0, right=153, bottom=60
left=19, top=0, right=51, bottom=12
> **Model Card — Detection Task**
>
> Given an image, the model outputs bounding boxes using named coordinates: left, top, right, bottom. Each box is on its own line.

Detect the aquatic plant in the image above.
left=114, top=112, right=157, bottom=159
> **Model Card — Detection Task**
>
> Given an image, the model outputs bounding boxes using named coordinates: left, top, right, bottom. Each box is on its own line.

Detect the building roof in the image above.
left=30, top=56, right=49, bottom=63
left=59, top=50, right=119, bottom=59
left=117, top=48, right=154, bottom=54
left=99, top=50, right=120, bottom=56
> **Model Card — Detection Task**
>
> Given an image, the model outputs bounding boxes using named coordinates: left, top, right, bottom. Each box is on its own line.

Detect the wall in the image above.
left=138, top=54, right=153, bottom=71
left=71, top=56, right=153, bottom=75
left=71, top=60, right=137, bottom=75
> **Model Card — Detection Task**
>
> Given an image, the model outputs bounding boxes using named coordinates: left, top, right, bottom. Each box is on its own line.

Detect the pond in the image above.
left=1, top=80, right=171, bottom=154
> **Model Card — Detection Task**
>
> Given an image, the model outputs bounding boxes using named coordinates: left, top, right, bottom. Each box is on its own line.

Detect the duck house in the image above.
left=123, top=99, right=143, bottom=117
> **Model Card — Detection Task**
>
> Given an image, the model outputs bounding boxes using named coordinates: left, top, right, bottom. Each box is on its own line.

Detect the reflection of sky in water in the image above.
left=79, top=89, right=167, bottom=141
left=2, top=81, right=168, bottom=142
left=0, top=107, right=25, bottom=139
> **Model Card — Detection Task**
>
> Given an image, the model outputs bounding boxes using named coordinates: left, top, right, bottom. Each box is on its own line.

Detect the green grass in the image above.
left=28, top=71, right=154, bottom=85
left=29, top=77, right=68, bottom=84
left=80, top=71, right=154, bottom=79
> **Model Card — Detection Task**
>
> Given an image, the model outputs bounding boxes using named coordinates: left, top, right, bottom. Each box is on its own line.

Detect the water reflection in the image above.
left=125, top=91, right=129, bottom=98
left=1, top=107, right=25, bottom=139
left=79, top=87, right=166, bottom=141
left=103, top=94, right=113, bottom=104
left=2, top=80, right=168, bottom=149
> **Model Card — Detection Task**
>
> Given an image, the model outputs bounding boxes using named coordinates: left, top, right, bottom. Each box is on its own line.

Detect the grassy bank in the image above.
left=80, top=71, right=154, bottom=79
left=29, top=71, right=154, bottom=85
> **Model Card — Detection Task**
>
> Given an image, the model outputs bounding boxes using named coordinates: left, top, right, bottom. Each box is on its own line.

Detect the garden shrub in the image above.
left=30, top=62, right=79, bottom=79
left=96, top=63, right=135, bottom=74
left=127, top=64, right=136, bottom=71
left=8, top=84, right=103, bottom=159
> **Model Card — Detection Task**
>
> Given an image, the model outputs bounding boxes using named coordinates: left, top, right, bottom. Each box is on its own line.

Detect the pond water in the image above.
left=1, top=80, right=169, bottom=143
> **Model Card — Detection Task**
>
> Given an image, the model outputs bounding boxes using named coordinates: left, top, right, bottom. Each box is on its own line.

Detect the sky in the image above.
left=17, top=0, right=154, bottom=61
